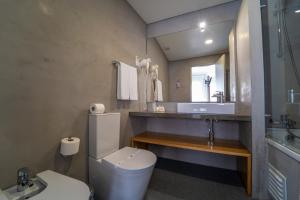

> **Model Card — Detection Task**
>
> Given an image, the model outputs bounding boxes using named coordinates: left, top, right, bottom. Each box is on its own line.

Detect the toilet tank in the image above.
left=89, top=113, right=120, bottom=159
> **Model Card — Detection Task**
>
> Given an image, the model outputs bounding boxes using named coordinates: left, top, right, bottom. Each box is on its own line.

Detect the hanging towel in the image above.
left=156, top=80, right=163, bottom=102
left=129, top=66, right=138, bottom=100
left=146, top=76, right=155, bottom=102
left=117, top=62, right=130, bottom=100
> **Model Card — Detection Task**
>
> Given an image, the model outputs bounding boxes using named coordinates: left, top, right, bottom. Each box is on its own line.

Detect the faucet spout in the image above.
left=212, top=91, right=225, bottom=103
left=17, top=167, right=30, bottom=192
left=208, top=119, right=215, bottom=145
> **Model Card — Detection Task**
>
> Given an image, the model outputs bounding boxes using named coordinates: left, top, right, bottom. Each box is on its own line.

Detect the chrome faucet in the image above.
left=212, top=91, right=224, bottom=103
left=17, top=167, right=30, bottom=192
left=208, top=119, right=215, bottom=145
left=280, top=114, right=296, bottom=129
left=280, top=114, right=298, bottom=141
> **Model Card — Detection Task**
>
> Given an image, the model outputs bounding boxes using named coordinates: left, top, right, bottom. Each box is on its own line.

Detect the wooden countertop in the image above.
left=129, top=112, right=251, bottom=122
left=132, top=132, right=251, bottom=157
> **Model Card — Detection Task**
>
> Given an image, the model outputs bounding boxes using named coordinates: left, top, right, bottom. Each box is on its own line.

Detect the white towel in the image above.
left=156, top=80, right=163, bottom=102
left=146, top=76, right=155, bottom=102
left=129, top=66, right=138, bottom=100
left=117, top=62, right=130, bottom=100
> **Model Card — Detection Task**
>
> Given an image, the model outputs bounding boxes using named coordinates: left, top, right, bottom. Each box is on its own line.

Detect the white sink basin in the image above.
left=2, top=178, right=46, bottom=200
left=177, top=103, right=235, bottom=114
left=0, top=171, right=90, bottom=200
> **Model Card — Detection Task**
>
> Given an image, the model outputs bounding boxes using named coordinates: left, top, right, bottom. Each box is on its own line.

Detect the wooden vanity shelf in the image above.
left=131, top=132, right=252, bottom=195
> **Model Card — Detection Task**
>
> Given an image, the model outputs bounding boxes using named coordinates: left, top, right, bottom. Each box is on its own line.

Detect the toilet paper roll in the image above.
left=60, top=137, right=80, bottom=156
left=89, top=103, right=105, bottom=114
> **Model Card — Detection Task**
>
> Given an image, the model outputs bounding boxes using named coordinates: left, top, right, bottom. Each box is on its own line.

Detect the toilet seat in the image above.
left=102, top=147, right=157, bottom=173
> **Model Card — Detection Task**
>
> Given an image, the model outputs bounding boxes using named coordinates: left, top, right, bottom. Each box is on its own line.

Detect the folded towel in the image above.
left=117, top=62, right=130, bottom=100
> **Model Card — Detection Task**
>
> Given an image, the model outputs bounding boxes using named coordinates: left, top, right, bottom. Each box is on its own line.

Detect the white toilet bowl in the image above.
left=88, top=113, right=157, bottom=200
left=89, top=147, right=157, bottom=200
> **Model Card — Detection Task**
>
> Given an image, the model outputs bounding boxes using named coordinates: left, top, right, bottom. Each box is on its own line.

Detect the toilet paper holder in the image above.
left=60, top=137, right=80, bottom=156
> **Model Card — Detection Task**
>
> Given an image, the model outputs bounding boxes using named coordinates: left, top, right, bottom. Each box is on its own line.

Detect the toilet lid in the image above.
left=103, top=147, right=157, bottom=171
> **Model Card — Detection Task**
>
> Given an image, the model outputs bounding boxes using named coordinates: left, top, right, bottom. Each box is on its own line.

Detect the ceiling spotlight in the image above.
left=198, top=22, right=206, bottom=32
left=205, top=39, right=213, bottom=45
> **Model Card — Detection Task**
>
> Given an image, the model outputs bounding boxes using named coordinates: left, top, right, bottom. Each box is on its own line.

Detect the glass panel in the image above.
left=262, top=0, right=300, bottom=128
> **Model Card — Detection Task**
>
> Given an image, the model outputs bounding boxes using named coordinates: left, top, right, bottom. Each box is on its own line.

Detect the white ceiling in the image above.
left=156, top=21, right=233, bottom=61
left=126, top=0, right=235, bottom=24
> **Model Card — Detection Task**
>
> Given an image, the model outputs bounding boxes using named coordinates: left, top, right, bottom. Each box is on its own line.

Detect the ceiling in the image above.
left=126, top=0, right=235, bottom=24
left=156, top=21, right=234, bottom=61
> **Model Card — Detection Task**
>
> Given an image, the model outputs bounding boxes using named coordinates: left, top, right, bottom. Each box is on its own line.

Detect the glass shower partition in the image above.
left=262, top=0, right=300, bottom=126
left=262, top=0, right=300, bottom=153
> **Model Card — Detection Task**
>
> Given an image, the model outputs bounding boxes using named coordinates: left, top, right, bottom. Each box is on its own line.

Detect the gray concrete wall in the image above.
left=168, top=54, right=224, bottom=102
left=235, top=0, right=266, bottom=198
left=0, top=0, right=168, bottom=188
left=235, top=0, right=252, bottom=116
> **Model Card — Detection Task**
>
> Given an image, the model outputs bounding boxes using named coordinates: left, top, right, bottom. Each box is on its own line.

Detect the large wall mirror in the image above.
left=146, top=0, right=241, bottom=103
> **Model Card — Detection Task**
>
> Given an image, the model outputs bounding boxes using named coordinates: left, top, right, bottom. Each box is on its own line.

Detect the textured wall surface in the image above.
left=0, top=0, right=168, bottom=188
left=236, top=0, right=266, bottom=198
left=168, top=54, right=223, bottom=102
left=235, top=0, right=252, bottom=115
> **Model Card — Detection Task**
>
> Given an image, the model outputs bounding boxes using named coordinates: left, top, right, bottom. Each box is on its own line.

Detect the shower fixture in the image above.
left=275, top=0, right=300, bottom=86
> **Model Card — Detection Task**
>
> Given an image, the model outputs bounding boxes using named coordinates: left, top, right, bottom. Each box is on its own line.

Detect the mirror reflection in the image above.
left=147, top=1, right=240, bottom=102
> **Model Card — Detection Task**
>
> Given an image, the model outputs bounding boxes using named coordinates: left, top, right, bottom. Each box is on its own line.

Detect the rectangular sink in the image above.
left=177, top=103, right=235, bottom=114
left=3, top=178, right=46, bottom=200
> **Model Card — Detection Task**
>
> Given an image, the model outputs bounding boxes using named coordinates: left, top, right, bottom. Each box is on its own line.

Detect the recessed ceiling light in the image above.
left=295, top=9, right=300, bottom=14
left=198, top=22, right=206, bottom=32
left=205, top=39, right=213, bottom=45
left=198, top=22, right=206, bottom=28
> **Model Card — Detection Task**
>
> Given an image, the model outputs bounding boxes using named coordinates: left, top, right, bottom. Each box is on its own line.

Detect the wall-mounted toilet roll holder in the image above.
left=60, top=137, right=80, bottom=156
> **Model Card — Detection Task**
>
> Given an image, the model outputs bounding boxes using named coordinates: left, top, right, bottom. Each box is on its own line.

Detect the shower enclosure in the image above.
left=262, top=0, right=300, bottom=127
left=262, top=0, right=300, bottom=199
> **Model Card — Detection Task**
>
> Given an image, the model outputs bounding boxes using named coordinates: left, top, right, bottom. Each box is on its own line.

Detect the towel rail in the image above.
left=112, top=60, right=138, bottom=68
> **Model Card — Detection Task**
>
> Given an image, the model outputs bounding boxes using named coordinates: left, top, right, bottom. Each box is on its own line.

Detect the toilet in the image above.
left=88, top=113, right=157, bottom=200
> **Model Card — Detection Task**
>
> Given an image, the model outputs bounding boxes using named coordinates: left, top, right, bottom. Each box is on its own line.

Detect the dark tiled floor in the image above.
left=145, top=158, right=253, bottom=200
